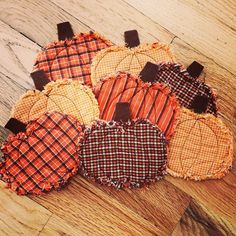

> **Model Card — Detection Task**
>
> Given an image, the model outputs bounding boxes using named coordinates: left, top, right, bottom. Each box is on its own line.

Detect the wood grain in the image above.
left=0, top=0, right=235, bottom=235
left=0, top=182, right=51, bottom=236
left=125, top=0, right=236, bottom=75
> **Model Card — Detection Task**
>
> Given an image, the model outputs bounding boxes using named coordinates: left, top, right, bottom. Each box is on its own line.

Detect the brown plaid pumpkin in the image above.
left=33, top=22, right=113, bottom=86
left=1, top=112, right=83, bottom=195
left=153, top=62, right=217, bottom=115
left=79, top=117, right=167, bottom=189
left=11, top=79, right=99, bottom=125
left=167, top=108, right=233, bottom=180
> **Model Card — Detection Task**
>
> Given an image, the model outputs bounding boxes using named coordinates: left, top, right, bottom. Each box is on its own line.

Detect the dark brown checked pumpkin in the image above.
left=1, top=112, right=83, bottom=195
left=79, top=103, right=167, bottom=188
left=93, top=69, right=180, bottom=139
left=152, top=61, right=217, bottom=115
left=33, top=22, right=113, bottom=86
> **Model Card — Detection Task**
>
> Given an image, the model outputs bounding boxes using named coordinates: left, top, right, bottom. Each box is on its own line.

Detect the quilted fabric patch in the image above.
left=11, top=79, right=99, bottom=125
left=167, top=108, right=233, bottom=180
left=79, top=119, right=167, bottom=188
left=91, top=42, right=175, bottom=86
left=94, top=72, right=179, bottom=139
left=153, top=63, right=217, bottom=115
left=0, top=112, right=83, bottom=195
left=33, top=31, right=113, bottom=86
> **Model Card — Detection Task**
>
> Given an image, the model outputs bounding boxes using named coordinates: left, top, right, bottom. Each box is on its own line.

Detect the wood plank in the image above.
left=39, top=214, right=86, bottom=236
left=166, top=173, right=236, bottom=234
left=0, top=0, right=88, bottom=47
left=172, top=200, right=232, bottom=236
left=0, top=182, right=51, bottom=236
left=86, top=177, right=191, bottom=234
left=51, top=0, right=174, bottom=44
left=32, top=176, right=165, bottom=236
left=124, top=0, right=236, bottom=75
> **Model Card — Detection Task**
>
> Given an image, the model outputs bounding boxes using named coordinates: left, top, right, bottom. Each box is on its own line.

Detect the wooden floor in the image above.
left=0, top=0, right=235, bottom=235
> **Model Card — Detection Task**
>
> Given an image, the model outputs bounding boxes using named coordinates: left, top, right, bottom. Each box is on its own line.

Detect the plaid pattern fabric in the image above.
left=79, top=119, right=167, bottom=188
left=34, top=32, right=113, bottom=86
left=91, top=42, right=176, bottom=86
left=12, top=79, right=99, bottom=125
left=154, top=63, right=217, bottom=115
left=0, top=112, right=83, bottom=195
left=167, top=108, right=233, bottom=180
left=94, top=72, right=179, bottom=139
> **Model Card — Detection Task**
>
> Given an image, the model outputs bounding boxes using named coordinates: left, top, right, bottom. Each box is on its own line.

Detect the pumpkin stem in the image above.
left=190, top=95, right=209, bottom=114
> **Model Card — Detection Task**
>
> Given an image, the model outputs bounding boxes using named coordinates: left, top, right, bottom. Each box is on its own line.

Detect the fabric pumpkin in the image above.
left=0, top=112, right=83, bottom=195
left=153, top=62, right=217, bottom=115
left=79, top=119, right=167, bottom=188
left=93, top=72, right=179, bottom=139
left=167, top=108, right=233, bottom=180
left=91, top=40, right=175, bottom=86
left=11, top=79, right=99, bottom=125
left=33, top=22, right=113, bottom=87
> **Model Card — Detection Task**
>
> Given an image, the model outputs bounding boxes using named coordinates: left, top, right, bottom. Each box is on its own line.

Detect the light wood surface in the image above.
left=0, top=1, right=235, bottom=235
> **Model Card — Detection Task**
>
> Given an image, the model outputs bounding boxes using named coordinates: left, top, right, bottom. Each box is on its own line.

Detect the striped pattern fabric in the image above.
left=167, top=108, right=233, bottom=180
left=154, top=63, right=217, bottom=115
left=11, top=79, right=99, bottom=125
left=0, top=112, right=83, bottom=195
left=79, top=119, right=167, bottom=188
left=34, top=32, right=113, bottom=86
left=91, top=42, right=176, bottom=86
left=94, top=72, right=179, bottom=139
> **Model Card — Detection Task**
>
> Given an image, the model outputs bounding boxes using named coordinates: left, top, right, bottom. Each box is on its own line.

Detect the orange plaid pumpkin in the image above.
left=33, top=22, right=113, bottom=86
left=167, top=108, right=233, bottom=180
left=11, top=79, right=99, bottom=125
left=94, top=71, right=179, bottom=139
left=1, top=112, right=83, bottom=195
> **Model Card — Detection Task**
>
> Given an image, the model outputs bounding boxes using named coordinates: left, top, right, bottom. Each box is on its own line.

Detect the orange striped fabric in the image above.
left=94, top=72, right=179, bottom=139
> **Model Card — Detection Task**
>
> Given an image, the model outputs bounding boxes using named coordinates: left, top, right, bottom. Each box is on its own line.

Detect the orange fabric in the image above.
left=94, top=72, right=179, bottom=139
left=167, top=108, right=233, bottom=180
left=11, top=80, right=99, bottom=125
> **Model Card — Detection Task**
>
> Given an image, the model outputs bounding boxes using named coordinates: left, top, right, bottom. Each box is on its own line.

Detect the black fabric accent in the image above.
left=5, top=118, right=26, bottom=134
left=124, top=30, right=140, bottom=48
left=187, top=61, right=204, bottom=78
left=113, top=103, right=130, bottom=122
left=139, top=62, right=159, bottom=82
left=31, top=70, right=50, bottom=91
left=57, top=22, right=74, bottom=41
left=190, top=95, right=209, bottom=113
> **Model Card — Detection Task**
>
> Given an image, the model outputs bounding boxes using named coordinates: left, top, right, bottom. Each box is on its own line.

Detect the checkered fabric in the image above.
left=0, top=112, right=83, bottom=195
left=153, top=63, right=217, bottom=115
left=33, top=32, right=113, bottom=86
left=79, top=119, right=167, bottom=188
left=167, top=108, right=233, bottom=180
left=94, top=72, right=180, bottom=139
left=91, top=42, right=176, bottom=86
left=11, top=79, right=99, bottom=125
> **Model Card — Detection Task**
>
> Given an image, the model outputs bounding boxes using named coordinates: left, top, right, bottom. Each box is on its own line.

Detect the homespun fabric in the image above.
left=153, top=63, right=217, bottom=115
left=0, top=112, right=83, bottom=195
left=167, top=108, right=233, bottom=180
left=91, top=42, right=176, bottom=86
left=11, top=79, right=99, bottom=125
left=79, top=119, right=167, bottom=188
left=94, top=72, right=179, bottom=139
left=33, top=32, right=113, bottom=86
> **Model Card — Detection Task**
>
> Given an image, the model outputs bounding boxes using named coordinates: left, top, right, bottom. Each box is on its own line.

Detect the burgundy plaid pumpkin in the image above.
left=79, top=103, right=167, bottom=188
left=33, top=22, right=113, bottom=86
left=153, top=62, right=217, bottom=115
left=1, top=112, right=83, bottom=195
